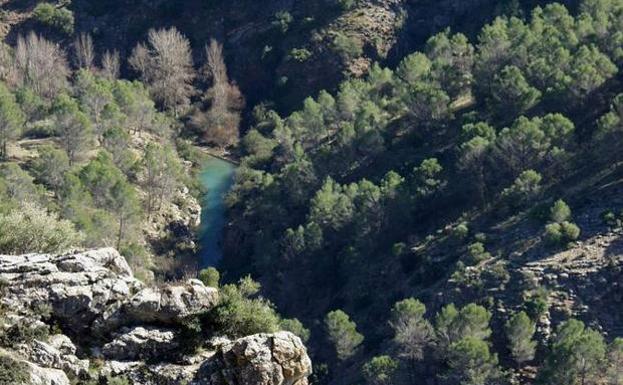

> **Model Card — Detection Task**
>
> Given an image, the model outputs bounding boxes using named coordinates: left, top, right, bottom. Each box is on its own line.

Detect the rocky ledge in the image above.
left=0, top=248, right=312, bottom=385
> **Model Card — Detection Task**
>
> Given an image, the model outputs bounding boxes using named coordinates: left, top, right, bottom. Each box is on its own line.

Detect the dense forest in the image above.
left=1, top=0, right=623, bottom=384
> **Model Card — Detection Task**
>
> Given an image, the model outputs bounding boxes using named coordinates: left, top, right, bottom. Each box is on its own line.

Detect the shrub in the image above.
left=198, top=267, right=220, bottom=287
left=391, top=242, right=407, bottom=257
left=560, top=221, right=580, bottom=241
left=106, top=376, right=131, bottom=385
left=550, top=199, right=571, bottom=223
left=280, top=318, right=310, bottom=342
left=482, top=261, right=510, bottom=287
left=332, top=33, right=363, bottom=60
left=0, top=202, right=83, bottom=254
left=524, top=288, right=549, bottom=319
left=544, top=221, right=580, bottom=245
left=465, top=242, right=491, bottom=265
left=209, top=276, right=281, bottom=338
left=288, top=48, right=313, bottom=62
left=362, top=355, right=398, bottom=385
left=501, top=169, right=542, bottom=210
left=272, top=11, right=293, bottom=33
left=544, top=200, right=579, bottom=246
left=452, top=222, right=469, bottom=240
left=336, top=0, right=357, bottom=11
left=33, top=3, right=74, bottom=35
left=0, top=355, right=29, bottom=385
left=601, top=210, right=621, bottom=227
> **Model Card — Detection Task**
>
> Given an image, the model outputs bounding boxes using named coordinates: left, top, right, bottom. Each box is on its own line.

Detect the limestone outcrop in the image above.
left=0, top=248, right=312, bottom=385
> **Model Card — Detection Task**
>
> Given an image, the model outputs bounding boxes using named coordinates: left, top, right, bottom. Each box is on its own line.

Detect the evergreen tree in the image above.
left=325, top=309, right=364, bottom=361
left=539, top=319, right=606, bottom=385
left=0, top=83, right=24, bottom=159
left=53, top=94, right=93, bottom=165
left=506, top=311, right=537, bottom=364
left=443, top=337, right=500, bottom=385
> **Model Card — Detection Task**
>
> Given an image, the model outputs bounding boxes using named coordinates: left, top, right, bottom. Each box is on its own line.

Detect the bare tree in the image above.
left=129, top=27, right=195, bottom=115
left=11, top=32, right=69, bottom=99
left=74, top=33, right=94, bottom=70
left=101, top=50, right=120, bottom=80
left=191, top=39, right=244, bottom=147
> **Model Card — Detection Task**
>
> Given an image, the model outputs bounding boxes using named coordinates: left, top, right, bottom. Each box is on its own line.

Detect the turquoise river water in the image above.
left=199, top=155, right=236, bottom=267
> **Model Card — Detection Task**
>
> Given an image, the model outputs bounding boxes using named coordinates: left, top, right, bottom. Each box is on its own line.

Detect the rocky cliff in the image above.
left=0, top=248, right=312, bottom=385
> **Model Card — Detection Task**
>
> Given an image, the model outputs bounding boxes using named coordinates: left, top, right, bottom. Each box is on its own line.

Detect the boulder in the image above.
left=102, top=326, right=179, bottom=361
left=127, top=279, right=218, bottom=324
left=26, top=361, right=71, bottom=385
left=94, top=278, right=218, bottom=333
left=19, top=338, right=89, bottom=379
left=204, top=331, right=312, bottom=385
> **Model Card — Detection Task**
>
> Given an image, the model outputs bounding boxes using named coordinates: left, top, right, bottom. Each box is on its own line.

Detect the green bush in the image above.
left=452, top=222, right=469, bottom=240
left=272, top=11, right=293, bottom=33
left=544, top=221, right=580, bottom=245
left=280, top=318, right=310, bottom=342
left=0, top=355, right=29, bottom=385
left=524, top=288, right=549, bottom=319
left=198, top=267, right=220, bottom=287
left=362, top=355, right=398, bottom=385
left=501, top=169, right=542, bottom=210
left=288, top=48, right=313, bottom=62
left=482, top=261, right=510, bottom=287
left=465, top=242, right=491, bottom=265
left=391, top=242, right=406, bottom=257
left=0, top=202, right=83, bottom=254
left=550, top=199, right=571, bottom=223
left=33, top=3, right=75, bottom=35
left=601, top=210, right=621, bottom=227
left=209, top=276, right=281, bottom=338
left=336, top=0, right=357, bottom=11
left=332, top=33, right=363, bottom=60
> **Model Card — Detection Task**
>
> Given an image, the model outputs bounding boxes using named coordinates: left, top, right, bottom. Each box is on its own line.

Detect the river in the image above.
left=199, top=155, right=236, bottom=267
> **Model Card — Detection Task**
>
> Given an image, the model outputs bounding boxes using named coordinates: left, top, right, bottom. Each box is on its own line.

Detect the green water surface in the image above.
left=199, top=156, right=236, bottom=267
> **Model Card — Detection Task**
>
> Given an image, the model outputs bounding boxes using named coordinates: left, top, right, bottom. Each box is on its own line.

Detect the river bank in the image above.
left=196, top=146, right=240, bottom=166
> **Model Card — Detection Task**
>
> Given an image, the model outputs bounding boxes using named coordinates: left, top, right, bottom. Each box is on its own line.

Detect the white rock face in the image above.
left=204, top=332, right=312, bottom=385
left=0, top=248, right=218, bottom=334
left=19, top=339, right=89, bottom=378
left=0, top=248, right=312, bottom=385
left=26, top=361, right=71, bottom=385
left=103, top=326, right=179, bottom=360
left=95, top=278, right=219, bottom=333
left=0, top=248, right=142, bottom=333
